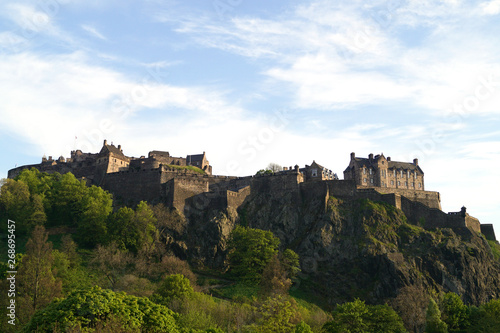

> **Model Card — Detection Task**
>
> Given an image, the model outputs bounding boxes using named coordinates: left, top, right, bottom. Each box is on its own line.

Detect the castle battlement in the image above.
left=7, top=144, right=495, bottom=241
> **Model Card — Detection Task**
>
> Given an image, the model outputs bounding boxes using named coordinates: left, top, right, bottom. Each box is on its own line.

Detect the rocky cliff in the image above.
left=165, top=186, right=500, bottom=307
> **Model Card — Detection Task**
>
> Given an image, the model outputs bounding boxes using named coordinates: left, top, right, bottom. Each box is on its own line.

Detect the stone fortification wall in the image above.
left=355, top=189, right=402, bottom=209
left=209, top=176, right=252, bottom=193
left=130, top=157, right=161, bottom=170
left=227, top=186, right=251, bottom=209
left=465, top=215, right=481, bottom=234
left=101, top=168, right=163, bottom=206
left=165, top=177, right=209, bottom=214
left=399, top=196, right=483, bottom=234
left=251, top=172, right=304, bottom=193
left=481, top=224, right=497, bottom=241
left=400, top=196, right=451, bottom=227
left=357, top=186, right=441, bottom=209
left=325, top=180, right=357, bottom=198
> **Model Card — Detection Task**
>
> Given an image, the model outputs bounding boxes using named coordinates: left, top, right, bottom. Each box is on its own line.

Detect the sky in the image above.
left=1, top=0, right=500, bottom=234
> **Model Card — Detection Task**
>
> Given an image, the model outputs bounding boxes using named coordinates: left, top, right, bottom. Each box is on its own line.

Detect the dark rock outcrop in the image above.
left=167, top=186, right=500, bottom=307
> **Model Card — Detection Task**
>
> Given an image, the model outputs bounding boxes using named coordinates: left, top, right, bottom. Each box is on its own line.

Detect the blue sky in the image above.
left=1, top=0, right=500, bottom=234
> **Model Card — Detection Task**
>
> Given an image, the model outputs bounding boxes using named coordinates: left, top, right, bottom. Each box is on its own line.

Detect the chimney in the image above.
left=118, top=145, right=122, bottom=152
left=350, top=152, right=355, bottom=160
left=387, top=157, right=391, bottom=162
left=413, top=158, right=418, bottom=166
left=103, top=139, right=107, bottom=146
left=369, top=153, right=374, bottom=160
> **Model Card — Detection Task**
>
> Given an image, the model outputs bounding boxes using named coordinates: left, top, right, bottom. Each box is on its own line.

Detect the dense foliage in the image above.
left=24, top=286, right=179, bottom=332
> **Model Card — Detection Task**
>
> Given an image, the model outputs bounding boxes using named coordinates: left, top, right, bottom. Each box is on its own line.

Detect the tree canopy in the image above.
left=24, top=286, right=179, bottom=333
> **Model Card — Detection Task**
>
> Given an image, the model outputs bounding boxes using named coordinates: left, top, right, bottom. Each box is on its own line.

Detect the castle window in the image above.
left=382, top=170, right=386, bottom=177
left=363, top=178, right=367, bottom=183
left=311, top=169, right=318, bottom=177
left=391, top=180, right=394, bottom=186
left=414, top=172, right=417, bottom=179
left=397, top=181, right=401, bottom=186
left=363, top=168, right=366, bottom=175
left=412, top=182, right=415, bottom=188
left=400, top=170, right=403, bottom=177
left=393, top=170, right=396, bottom=177
left=370, top=179, right=374, bottom=184
left=405, top=181, right=408, bottom=187
left=369, top=168, right=372, bottom=175
left=419, top=183, right=422, bottom=188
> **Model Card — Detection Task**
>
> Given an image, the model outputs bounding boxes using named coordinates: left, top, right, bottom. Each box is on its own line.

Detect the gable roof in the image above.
left=99, top=144, right=127, bottom=159
left=187, top=153, right=205, bottom=162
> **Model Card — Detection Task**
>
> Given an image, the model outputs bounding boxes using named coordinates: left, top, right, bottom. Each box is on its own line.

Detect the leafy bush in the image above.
left=24, top=286, right=179, bottom=332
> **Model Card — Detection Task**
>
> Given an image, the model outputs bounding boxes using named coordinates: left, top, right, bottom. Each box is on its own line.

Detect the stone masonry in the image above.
left=7, top=144, right=496, bottom=240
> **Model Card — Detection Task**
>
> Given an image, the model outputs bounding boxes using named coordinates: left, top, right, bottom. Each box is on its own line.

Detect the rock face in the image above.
left=167, top=185, right=500, bottom=307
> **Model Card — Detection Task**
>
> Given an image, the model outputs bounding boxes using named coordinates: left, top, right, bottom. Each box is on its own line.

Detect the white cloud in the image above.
left=157, top=1, right=500, bottom=114
left=81, top=24, right=106, bottom=40
left=481, top=0, right=500, bottom=15
left=0, top=51, right=244, bottom=158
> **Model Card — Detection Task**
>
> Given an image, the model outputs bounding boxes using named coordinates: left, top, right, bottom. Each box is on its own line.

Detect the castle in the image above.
left=7, top=143, right=496, bottom=241
left=344, top=153, right=424, bottom=190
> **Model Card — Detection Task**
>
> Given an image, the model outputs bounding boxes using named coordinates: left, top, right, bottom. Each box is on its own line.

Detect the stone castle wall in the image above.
left=166, top=177, right=209, bottom=214
left=480, top=224, right=497, bottom=241
left=100, top=168, right=163, bottom=206
left=357, top=186, right=441, bottom=209
left=227, top=186, right=251, bottom=209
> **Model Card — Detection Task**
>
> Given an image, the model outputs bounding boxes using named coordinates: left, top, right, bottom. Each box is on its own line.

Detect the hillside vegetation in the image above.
left=1, top=168, right=500, bottom=332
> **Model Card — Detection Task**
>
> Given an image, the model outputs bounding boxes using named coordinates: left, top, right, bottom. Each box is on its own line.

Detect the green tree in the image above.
left=108, top=206, right=137, bottom=250
left=0, top=179, right=35, bottom=234
left=440, top=292, right=469, bottom=331
left=48, top=172, right=88, bottom=226
left=295, top=321, right=313, bottom=333
left=23, top=286, right=179, bottom=333
left=367, top=304, right=407, bottom=333
left=52, top=250, right=94, bottom=295
left=281, top=249, right=300, bottom=281
left=15, top=168, right=53, bottom=198
left=468, top=299, right=500, bottom=332
left=108, top=201, right=157, bottom=253
left=425, top=298, right=448, bottom=333
left=324, top=299, right=406, bottom=333
left=151, top=274, right=194, bottom=305
left=323, top=299, right=369, bottom=333
left=17, top=226, right=62, bottom=326
left=256, top=295, right=297, bottom=333
left=133, top=201, right=158, bottom=252
left=75, top=185, right=113, bottom=247
left=227, top=225, right=280, bottom=281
